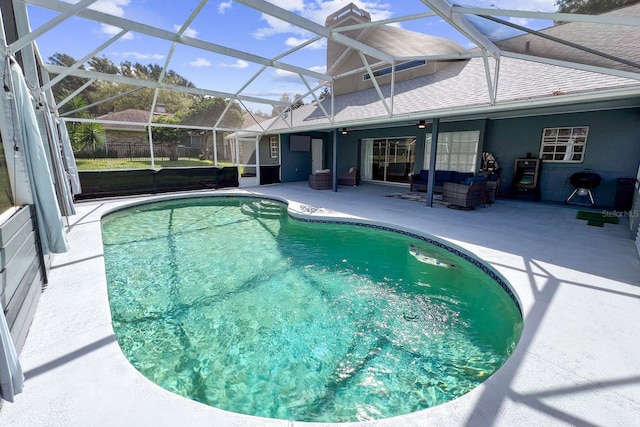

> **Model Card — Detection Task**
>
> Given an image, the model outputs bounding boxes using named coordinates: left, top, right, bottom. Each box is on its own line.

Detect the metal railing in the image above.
left=74, top=142, right=181, bottom=161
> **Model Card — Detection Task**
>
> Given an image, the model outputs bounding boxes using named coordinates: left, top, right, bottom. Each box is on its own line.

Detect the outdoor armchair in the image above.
left=338, top=167, right=360, bottom=186
left=309, top=169, right=332, bottom=190
left=442, top=178, right=487, bottom=209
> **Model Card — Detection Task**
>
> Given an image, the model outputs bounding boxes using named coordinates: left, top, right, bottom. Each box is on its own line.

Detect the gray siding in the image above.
left=280, top=132, right=331, bottom=182
left=277, top=108, right=639, bottom=208
left=0, top=205, right=44, bottom=353
left=485, top=108, right=640, bottom=206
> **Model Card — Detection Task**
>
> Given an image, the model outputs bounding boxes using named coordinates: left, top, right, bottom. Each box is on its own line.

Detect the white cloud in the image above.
left=285, top=37, right=326, bottom=50
left=308, top=65, right=326, bottom=74
left=173, top=24, right=198, bottom=38
left=472, top=0, right=557, bottom=28
left=218, top=1, right=233, bottom=14
left=487, top=0, right=557, bottom=13
left=99, top=23, right=134, bottom=40
left=252, top=1, right=394, bottom=41
left=253, top=14, right=310, bottom=39
left=91, top=1, right=133, bottom=39
left=90, top=0, right=130, bottom=16
left=189, top=58, right=212, bottom=67
left=303, top=1, right=393, bottom=25
left=251, top=0, right=559, bottom=45
left=509, top=17, right=531, bottom=27
left=221, top=59, right=249, bottom=69
left=272, top=64, right=326, bottom=82
left=272, top=69, right=300, bottom=83
left=120, top=51, right=165, bottom=60
left=268, top=0, right=305, bottom=11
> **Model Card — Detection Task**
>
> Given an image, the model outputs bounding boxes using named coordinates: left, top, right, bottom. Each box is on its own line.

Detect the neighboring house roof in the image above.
left=251, top=55, right=639, bottom=133
left=96, top=109, right=150, bottom=131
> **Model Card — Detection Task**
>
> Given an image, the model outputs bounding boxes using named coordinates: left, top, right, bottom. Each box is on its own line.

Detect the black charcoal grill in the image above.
left=565, top=171, right=601, bottom=206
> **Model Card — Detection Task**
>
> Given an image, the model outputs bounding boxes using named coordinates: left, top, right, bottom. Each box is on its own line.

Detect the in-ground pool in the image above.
left=102, top=196, right=522, bottom=423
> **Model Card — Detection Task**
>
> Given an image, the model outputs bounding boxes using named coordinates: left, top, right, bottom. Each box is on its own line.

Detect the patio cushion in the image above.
left=435, top=170, right=454, bottom=183
left=464, top=176, right=487, bottom=185
left=419, top=170, right=429, bottom=181
left=452, top=172, right=474, bottom=183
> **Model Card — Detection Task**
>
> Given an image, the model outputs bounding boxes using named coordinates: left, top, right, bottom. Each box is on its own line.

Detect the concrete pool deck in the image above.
left=1, top=182, right=639, bottom=426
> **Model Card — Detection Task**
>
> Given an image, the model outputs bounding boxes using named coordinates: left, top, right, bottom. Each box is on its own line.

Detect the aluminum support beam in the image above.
left=420, top=0, right=501, bottom=58
left=235, top=0, right=394, bottom=64
left=44, top=64, right=292, bottom=106
left=27, top=0, right=331, bottom=82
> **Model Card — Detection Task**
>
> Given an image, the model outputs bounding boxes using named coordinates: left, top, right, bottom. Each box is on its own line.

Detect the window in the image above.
left=363, top=60, right=426, bottom=81
left=424, top=131, right=480, bottom=172
left=540, top=126, right=588, bottom=162
left=270, top=136, right=279, bottom=159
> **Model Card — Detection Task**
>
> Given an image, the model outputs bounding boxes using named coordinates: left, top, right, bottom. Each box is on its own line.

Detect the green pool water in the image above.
left=102, top=196, right=522, bottom=422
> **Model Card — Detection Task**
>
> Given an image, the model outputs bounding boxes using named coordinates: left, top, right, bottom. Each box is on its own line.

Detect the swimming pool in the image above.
left=102, top=196, right=522, bottom=423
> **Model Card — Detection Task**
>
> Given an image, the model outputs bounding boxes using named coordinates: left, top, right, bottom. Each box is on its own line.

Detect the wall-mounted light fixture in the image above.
left=341, top=128, right=348, bottom=135
left=417, top=120, right=426, bottom=129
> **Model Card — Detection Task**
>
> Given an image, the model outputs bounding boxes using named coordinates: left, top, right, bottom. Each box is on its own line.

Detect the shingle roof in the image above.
left=327, top=17, right=467, bottom=77
left=255, top=56, right=639, bottom=133
left=96, top=109, right=149, bottom=131
left=495, top=4, right=640, bottom=73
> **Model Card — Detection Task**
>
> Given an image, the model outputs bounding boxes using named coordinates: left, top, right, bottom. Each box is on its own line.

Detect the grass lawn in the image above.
left=75, top=158, right=231, bottom=170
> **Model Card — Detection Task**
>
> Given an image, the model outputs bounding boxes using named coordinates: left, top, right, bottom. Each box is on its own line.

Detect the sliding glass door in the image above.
left=361, top=137, right=416, bottom=184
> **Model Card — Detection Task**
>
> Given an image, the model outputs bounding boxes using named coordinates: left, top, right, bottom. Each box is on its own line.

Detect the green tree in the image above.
left=74, top=122, right=106, bottom=152
left=48, top=53, right=92, bottom=104
left=270, top=93, right=305, bottom=117
left=319, top=86, right=331, bottom=100
left=271, top=93, right=291, bottom=117
left=47, top=52, right=196, bottom=116
left=291, top=94, right=305, bottom=110
left=151, top=116, right=188, bottom=161
left=87, top=55, right=119, bottom=74
left=176, top=96, right=244, bottom=160
left=61, top=96, right=106, bottom=152
left=178, top=96, right=243, bottom=128
left=555, top=0, right=640, bottom=14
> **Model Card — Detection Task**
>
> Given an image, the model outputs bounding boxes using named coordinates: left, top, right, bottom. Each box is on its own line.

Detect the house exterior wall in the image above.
left=333, top=61, right=455, bottom=96
left=485, top=107, right=640, bottom=207
left=278, top=108, right=640, bottom=208
left=334, top=119, right=488, bottom=175
left=259, top=135, right=279, bottom=165
left=280, top=132, right=331, bottom=183
left=104, top=129, right=147, bottom=145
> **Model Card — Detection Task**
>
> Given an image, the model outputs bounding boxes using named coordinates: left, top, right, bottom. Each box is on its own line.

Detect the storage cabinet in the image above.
left=511, top=158, right=541, bottom=200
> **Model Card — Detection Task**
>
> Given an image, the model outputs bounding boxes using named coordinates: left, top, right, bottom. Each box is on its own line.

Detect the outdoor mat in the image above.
left=576, top=210, right=619, bottom=227
left=386, top=192, right=445, bottom=204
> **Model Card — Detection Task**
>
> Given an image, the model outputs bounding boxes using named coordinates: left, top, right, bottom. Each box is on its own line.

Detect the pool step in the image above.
left=240, top=200, right=287, bottom=219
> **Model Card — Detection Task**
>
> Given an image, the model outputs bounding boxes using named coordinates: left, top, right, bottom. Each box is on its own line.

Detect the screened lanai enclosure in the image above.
left=1, top=0, right=640, bottom=405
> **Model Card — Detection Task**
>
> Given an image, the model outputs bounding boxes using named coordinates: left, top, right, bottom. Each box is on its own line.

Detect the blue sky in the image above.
left=27, top=0, right=558, bottom=113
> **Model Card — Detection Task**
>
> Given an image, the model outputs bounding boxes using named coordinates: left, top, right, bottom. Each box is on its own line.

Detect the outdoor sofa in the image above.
left=409, top=170, right=474, bottom=193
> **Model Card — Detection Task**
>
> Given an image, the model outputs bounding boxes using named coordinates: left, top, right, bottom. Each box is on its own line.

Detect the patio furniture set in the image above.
left=309, top=167, right=497, bottom=210
left=309, top=168, right=360, bottom=190
left=410, top=169, right=500, bottom=209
